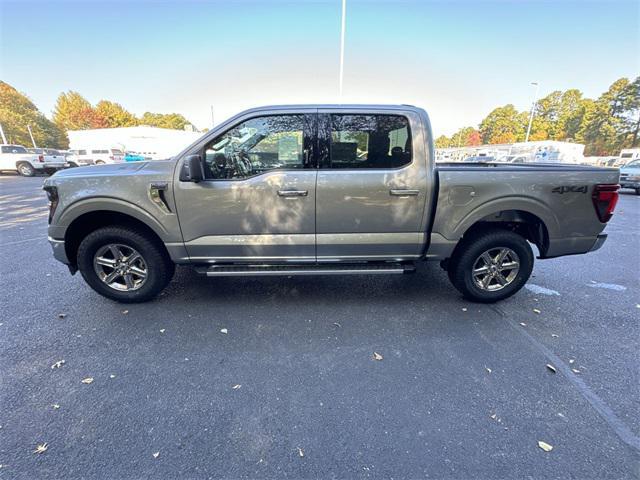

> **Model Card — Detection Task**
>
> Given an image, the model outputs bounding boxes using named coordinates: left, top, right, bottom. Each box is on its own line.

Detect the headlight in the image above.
left=43, top=185, right=59, bottom=224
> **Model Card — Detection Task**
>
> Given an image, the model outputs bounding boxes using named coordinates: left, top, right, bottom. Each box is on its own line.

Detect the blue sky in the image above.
left=1, top=0, right=638, bottom=135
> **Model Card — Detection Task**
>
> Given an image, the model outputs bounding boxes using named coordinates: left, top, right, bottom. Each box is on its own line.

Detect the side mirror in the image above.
left=183, top=154, right=204, bottom=182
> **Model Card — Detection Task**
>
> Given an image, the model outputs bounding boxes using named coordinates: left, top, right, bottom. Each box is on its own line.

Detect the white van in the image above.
left=67, top=148, right=124, bottom=166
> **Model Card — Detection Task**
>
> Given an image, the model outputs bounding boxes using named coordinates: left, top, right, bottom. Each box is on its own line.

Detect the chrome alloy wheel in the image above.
left=472, top=247, right=520, bottom=292
left=93, top=244, right=148, bottom=291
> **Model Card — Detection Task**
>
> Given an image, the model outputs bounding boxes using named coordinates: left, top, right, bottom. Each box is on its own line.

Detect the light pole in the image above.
left=338, top=0, right=346, bottom=99
left=525, top=81, right=539, bottom=143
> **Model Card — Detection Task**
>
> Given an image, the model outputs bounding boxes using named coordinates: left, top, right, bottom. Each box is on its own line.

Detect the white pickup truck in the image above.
left=0, top=144, right=66, bottom=176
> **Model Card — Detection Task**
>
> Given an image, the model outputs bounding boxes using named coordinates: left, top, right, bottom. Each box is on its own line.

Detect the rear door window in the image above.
left=325, top=114, right=411, bottom=169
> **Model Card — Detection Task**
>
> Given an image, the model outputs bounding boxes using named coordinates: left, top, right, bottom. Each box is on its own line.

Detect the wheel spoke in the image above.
left=109, top=245, right=123, bottom=260
left=126, top=252, right=141, bottom=265
left=495, top=272, right=508, bottom=286
left=104, top=270, right=120, bottom=284
left=495, top=248, right=509, bottom=266
left=481, top=252, right=493, bottom=266
left=473, top=265, right=490, bottom=275
left=95, top=256, right=116, bottom=267
left=482, top=274, right=492, bottom=289
left=129, top=266, right=147, bottom=279
left=499, top=261, right=519, bottom=272
left=124, top=274, right=135, bottom=289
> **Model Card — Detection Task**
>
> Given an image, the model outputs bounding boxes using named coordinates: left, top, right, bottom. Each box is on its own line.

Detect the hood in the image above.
left=53, top=161, right=149, bottom=178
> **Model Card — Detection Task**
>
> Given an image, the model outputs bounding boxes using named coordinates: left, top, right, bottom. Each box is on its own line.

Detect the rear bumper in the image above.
left=35, top=163, right=66, bottom=170
left=589, top=233, right=607, bottom=252
left=48, top=236, right=69, bottom=264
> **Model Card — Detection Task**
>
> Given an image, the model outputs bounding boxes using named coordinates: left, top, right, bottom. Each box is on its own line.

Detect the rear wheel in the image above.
left=77, top=226, right=175, bottom=303
left=448, top=229, right=533, bottom=303
left=17, top=162, right=35, bottom=177
left=95, top=160, right=105, bottom=165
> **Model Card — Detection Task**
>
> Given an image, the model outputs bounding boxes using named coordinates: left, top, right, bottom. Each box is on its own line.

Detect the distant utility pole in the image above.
left=210, top=105, right=215, bottom=128
left=27, top=125, right=37, bottom=148
left=338, top=0, right=347, bottom=99
left=525, top=81, right=540, bottom=143
left=0, top=123, right=7, bottom=144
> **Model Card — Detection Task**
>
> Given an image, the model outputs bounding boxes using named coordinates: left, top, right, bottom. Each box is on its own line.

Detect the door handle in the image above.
left=278, top=190, right=308, bottom=197
left=389, top=189, right=420, bottom=196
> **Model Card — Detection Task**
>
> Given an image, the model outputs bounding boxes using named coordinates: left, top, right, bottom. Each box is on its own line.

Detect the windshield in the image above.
left=624, top=159, right=640, bottom=168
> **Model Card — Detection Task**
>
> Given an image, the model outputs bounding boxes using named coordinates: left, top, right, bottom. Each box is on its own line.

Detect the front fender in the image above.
left=49, top=197, right=176, bottom=242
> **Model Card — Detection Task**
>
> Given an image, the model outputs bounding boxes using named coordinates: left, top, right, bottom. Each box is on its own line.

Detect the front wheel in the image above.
left=77, top=226, right=175, bottom=303
left=447, top=229, right=534, bottom=303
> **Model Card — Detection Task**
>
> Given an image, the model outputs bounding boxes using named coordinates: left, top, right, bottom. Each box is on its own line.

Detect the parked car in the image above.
left=464, top=155, right=496, bottom=163
left=124, top=152, right=146, bottom=162
left=27, top=148, right=67, bottom=170
left=43, top=104, right=620, bottom=304
left=0, top=144, right=65, bottom=176
left=66, top=148, right=124, bottom=166
left=619, top=159, right=640, bottom=194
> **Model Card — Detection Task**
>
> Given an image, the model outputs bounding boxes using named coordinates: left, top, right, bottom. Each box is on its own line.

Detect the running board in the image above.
left=195, top=263, right=414, bottom=277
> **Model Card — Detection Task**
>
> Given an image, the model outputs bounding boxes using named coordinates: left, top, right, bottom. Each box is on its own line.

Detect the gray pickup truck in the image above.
left=43, top=105, right=620, bottom=303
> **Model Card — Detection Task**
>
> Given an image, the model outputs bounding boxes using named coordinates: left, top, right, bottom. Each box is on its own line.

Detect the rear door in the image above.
left=174, top=110, right=318, bottom=263
left=315, top=108, right=432, bottom=261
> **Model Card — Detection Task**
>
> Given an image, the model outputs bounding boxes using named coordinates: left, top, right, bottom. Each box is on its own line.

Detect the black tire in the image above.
left=17, top=162, right=35, bottom=177
left=77, top=226, right=175, bottom=303
left=448, top=228, right=534, bottom=303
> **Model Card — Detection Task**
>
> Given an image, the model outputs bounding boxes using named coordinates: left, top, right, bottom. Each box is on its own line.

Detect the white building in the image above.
left=67, top=126, right=203, bottom=160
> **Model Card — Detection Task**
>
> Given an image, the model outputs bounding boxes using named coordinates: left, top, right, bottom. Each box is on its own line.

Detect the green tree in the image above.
left=435, top=135, right=451, bottom=148
left=479, top=105, right=526, bottom=144
left=139, top=112, right=192, bottom=130
left=0, top=81, right=68, bottom=148
left=53, top=91, right=104, bottom=130
left=95, top=100, right=138, bottom=128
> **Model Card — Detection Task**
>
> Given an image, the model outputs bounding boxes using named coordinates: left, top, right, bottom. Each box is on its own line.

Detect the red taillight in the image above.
left=592, top=184, right=619, bottom=223
left=38, top=155, right=44, bottom=162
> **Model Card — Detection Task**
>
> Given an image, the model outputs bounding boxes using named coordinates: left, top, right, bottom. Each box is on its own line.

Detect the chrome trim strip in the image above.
left=205, top=268, right=405, bottom=277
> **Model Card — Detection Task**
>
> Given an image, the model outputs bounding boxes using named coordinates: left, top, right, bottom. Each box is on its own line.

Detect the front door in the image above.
left=315, top=109, right=430, bottom=261
left=174, top=112, right=317, bottom=263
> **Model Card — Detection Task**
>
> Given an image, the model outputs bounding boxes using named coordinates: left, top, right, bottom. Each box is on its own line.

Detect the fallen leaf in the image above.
left=297, top=447, right=304, bottom=457
left=569, top=359, right=575, bottom=364
left=333, top=322, right=341, bottom=328
left=152, top=452, right=160, bottom=459
left=572, top=368, right=581, bottom=374
left=51, top=360, right=65, bottom=369
left=551, top=334, right=559, bottom=338
left=220, top=328, right=228, bottom=334
left=52, top=404, right=60, bottom=410
left=109, top=374, right=116, bottom=379
left=462, top=308, right=467, bottom=312
left=485, top=367, right=492, bottom=373
left=232, top=384, right=242, bottom=390
left=490, top=413, right=497, bottom=420
left=519, top=322, right=527, bottom=327
left=57, top=313, right=66, bottom=319
left=533, top=308, right=541, bottom=314
left=159, top=329, right=165, bottom=333
left=81, top=377, right=94, bottom=384
left=537, top=440, right=553, bottom=452
left=122, top=310, right=129, bottom=315
left=33, top=443, right=48, bottom=454
left=546, top=364, right=557, bottom=374
left=373, top=352, right=383, bottom=361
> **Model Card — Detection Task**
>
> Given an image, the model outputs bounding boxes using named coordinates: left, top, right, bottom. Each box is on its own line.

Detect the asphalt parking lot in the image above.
left=0, top=174, right=638, bottom=479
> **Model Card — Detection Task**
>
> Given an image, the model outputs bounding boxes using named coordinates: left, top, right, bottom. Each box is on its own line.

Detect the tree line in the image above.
left=435, top=76, right=639, bottom=156
left=0, top=81, right=194, bottom=149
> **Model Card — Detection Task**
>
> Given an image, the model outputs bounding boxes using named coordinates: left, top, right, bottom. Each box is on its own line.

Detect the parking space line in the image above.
left=505, top=317, right=640, bottom=452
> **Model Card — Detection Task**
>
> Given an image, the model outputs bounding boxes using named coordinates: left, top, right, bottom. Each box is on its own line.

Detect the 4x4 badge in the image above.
left=552, top=185, right=588, bottom=194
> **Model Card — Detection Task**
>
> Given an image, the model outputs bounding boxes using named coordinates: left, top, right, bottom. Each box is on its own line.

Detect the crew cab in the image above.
left=43, top=105, right=620, bottom=303
left=0, top=144, right=64, bottom=176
